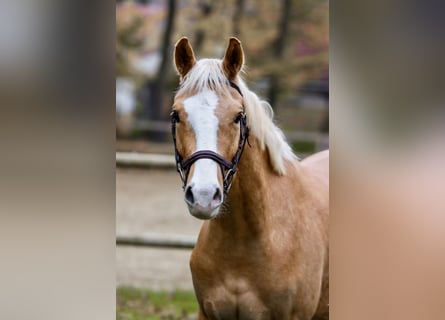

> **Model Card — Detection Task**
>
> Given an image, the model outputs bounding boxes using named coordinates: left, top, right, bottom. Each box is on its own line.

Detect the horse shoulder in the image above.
left=299, top=150, right=330, bottom=319
left=299, top=150, right=329, bottom=207
left=301, top=150, right=329, bottom=178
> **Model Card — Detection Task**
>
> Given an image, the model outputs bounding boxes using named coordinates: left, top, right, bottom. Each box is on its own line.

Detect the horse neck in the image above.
left=211, top=136, right=301, bottom=238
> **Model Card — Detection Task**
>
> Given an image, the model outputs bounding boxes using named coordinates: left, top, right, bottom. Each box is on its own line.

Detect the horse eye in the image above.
left=234, top=112, right=243, bottom=124
left=171, top=111, right=180, bottom=123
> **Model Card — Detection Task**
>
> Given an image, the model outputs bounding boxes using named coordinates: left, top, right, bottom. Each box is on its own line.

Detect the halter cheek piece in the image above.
left=171, top=80, right=250, bottom=194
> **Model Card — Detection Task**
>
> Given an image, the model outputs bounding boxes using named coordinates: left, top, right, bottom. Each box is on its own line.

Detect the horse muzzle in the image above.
left=184, top=182, right=223, bottom=219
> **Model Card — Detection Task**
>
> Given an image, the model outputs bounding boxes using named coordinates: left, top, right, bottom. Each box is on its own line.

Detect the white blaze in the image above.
left=183, top=90, right=220, bottom=202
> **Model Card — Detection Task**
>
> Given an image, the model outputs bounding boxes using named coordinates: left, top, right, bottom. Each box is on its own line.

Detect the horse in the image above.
left=171, top=37, right=329, bottom=320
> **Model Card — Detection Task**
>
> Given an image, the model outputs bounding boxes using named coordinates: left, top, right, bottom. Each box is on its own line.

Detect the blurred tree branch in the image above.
left=116, top=0, right=328, bottom=122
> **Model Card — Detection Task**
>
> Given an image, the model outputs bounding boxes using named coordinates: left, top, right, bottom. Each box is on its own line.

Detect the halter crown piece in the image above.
left=171, top=80, right=250, bottom=194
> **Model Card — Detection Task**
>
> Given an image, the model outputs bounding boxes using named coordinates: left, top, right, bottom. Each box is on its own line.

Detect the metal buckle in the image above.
left=176, top=163, right=186, bottom=189
left=223, top=168, right=235, bottom=193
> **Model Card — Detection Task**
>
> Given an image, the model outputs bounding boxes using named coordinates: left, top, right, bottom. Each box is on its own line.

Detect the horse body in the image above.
left=191, top=140, right=329, bottom=320
left=172, top=37, right=329, bottom=319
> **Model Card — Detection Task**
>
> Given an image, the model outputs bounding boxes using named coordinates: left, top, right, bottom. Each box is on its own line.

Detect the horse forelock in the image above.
left=177, top=59, right=233, bottom=97
left=175, top=58, right=298, bottom=175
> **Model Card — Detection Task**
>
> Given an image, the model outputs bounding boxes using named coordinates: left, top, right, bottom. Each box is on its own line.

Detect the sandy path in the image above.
left=116, top=168, right=202, bottom=290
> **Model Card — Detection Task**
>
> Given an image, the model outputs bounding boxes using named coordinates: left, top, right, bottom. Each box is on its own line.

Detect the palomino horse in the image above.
left=171, top=37, right=329, bottom=320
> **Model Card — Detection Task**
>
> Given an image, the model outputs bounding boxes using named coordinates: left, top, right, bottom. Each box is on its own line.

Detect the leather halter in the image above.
left=171, top=80, right=250, bottom=194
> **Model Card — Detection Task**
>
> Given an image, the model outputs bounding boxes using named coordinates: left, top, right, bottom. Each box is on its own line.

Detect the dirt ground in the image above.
left=116, top=167, right=202, bottom=290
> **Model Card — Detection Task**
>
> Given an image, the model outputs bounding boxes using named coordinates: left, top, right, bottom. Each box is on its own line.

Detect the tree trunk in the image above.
left=274, top=0, right=291, bottom=57
left=194, top=1, right=214, bottom=53
left=157, top=0, right=177, bottom=83
left=232, top=0, right=245, bottom=37
left=268, top=0, right=292, bottom=110
left=142, top=0, right=177, bottom=141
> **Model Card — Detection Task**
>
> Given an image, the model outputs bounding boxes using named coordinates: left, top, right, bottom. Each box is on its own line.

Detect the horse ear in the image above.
left=174, top=37, right=196, bottom=79
left=222, top=37, right=244, bottom=80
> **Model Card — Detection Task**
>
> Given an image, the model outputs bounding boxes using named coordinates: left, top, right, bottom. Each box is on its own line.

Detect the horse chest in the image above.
left=192, top=259, right=297, bottom=319
left=191, top=243, right=323, bottom=320
left=200, top=285, right=268, bottom=320
left=198, top=278, right=293, bottom=320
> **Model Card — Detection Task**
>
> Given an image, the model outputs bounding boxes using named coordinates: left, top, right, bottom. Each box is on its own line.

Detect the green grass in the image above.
left=117, top=287, right=199, bottom=320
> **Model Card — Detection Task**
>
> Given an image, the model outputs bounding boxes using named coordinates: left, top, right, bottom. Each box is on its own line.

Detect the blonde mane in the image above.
left=177, top=59, right=298, bottom=175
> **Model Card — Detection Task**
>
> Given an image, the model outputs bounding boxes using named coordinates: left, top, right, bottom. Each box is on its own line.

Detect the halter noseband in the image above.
left=171, top=80, right=250, bottom=194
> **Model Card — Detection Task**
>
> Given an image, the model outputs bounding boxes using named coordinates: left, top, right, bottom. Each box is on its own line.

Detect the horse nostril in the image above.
left=213, top=188, right=222, bottom=203
left=185, top=186, right=195, bottom=205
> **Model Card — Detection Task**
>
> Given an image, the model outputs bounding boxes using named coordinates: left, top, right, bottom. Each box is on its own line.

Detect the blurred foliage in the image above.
left=116, top=16, right=144, bottom=77
left=116, top=0, right=328, bottom=108
left=292, top=140, right=316, bottom=153
left=116, top=1, right=166, bottom=86
left=183, top=0, right=328, bottom=88
left=117, top=287, right=198, bottom=320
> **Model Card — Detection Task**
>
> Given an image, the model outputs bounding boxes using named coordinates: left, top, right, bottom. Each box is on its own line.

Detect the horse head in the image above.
left=171, top=37, right=249, bottom=220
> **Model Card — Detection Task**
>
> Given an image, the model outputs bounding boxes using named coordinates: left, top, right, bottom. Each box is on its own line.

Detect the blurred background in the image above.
left=116, top=0, right=329, bottom=150
left=115, top=0, right=328, bottom=318
left=1, top=1, right=444, bottom=319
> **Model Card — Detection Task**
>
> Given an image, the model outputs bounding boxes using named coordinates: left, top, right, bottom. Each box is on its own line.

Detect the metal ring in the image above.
left=224, top=168, right=234, bottom=181
left=176, top=164, right=186, bottom=188
left=223, top=169, right=236, bottom=193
